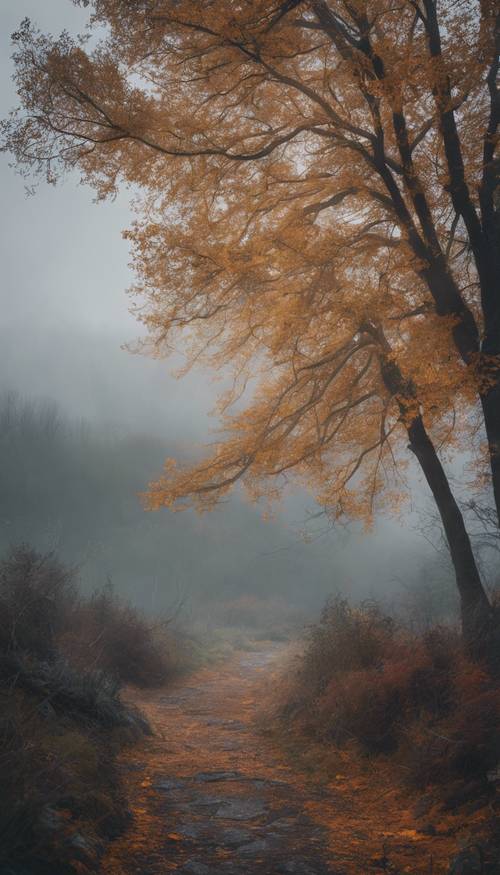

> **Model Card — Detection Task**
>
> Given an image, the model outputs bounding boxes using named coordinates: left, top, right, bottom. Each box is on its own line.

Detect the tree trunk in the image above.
left=481, top=380, right=500, bottom=529
left=480, top=269, right=500, bottom=526
left=406, top=415, right=493, bottom=642
left=370, top=329, right=493, bottom=642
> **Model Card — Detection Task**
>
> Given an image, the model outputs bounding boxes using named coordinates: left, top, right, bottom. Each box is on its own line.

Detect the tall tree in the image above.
left=3, top=0, right=498, bottom=636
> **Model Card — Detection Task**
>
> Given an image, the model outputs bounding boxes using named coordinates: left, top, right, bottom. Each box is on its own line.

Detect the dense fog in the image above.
left=0, top=391, right=456, bottom=622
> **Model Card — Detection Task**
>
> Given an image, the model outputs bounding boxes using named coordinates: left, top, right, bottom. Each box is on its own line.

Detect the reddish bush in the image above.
left=284, top=599, right=500, bottom=793
left=291, top=597, right=396, bottom=703
left=403, top=657, right=500, bottom=789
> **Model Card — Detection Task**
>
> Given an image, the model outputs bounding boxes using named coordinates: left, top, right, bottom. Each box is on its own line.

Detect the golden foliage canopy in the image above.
left=3, top=0, right=498, bottom=522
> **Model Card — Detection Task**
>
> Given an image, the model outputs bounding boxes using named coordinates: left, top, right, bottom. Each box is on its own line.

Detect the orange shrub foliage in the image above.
left=285, top=601, right=500, bottom=792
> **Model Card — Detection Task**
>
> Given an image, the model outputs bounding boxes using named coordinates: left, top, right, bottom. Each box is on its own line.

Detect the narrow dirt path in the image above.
left=102, top=648, right=463, bottom=875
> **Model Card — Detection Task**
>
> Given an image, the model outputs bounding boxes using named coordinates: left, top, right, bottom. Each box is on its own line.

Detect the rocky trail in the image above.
left=102, top=648, right=481, bottom=875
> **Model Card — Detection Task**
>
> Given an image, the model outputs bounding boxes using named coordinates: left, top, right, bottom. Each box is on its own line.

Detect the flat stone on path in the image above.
left=215, top=798, right=267, bottom=820
left=176, top=823, right=208, bottom=840
left=237, top=838, right=276, bottom=856
left=153, top=778, right=187, bottom=792
left=193, top=770, right=241, bottom=783
left=217, top=827, right=253, bottom=846
left=181, top=862, right=210, bottom=875
left=277, top=862, right=327, bottom=875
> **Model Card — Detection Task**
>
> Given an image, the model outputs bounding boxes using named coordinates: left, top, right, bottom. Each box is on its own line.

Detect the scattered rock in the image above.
left=190, top=793, right=228, bottom=806
left=176, top=823, right=207, bottom=839
left=277, top=861, right=321, bottom=874
left=370, top=852, right=390, bottom=870
left=413, top=794, right=433, bottom=819
left=219, top=741, right=241, bottom=751
left=37, top=699, right=56, bottom=719
left=70, top=831, right=101, bottom=859
left=448, top=846, right=483, bottom=875
left=215, top=798, right=267, bottom=820
left=223, top=720, right=246, bottom=731
left=237, top=838, right=274, bottom=856
left=122, top=762, right=145, bottom=773
left=418, top=823, right=437, bottom=836
left=183, top=794, right=228, bottom=815
left=182, top=861, right=211, bottom=875
left=38, top=806, right=65, bottom=832
left=487, top=763, right=500, bottom=783
left=193, top=771, right=241, bottom=783
left=444, top=781, right=486, bottom=810
left=268, top=818, right=294, bottom=831
left=217, top=827, right=253, bottom=846
left=154, top=778, right=187, bottom=792
left=269, top=806, right=304, bottom=822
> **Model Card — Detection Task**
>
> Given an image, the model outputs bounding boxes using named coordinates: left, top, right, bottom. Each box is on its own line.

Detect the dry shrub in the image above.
left=284, top=598, right=500, bottom=794
left=0, top=548, right=160, bottom=874
left=399, top=654, right=500, bottom=792
left=0, top=683, right=132, bottom=874
left=315, top=635, right=453, bottom=753
left=62, top=585, right=174, bottom=688
left=294, top=597, right=396, bottom=699
left=0, top=545, right=76, bottom=660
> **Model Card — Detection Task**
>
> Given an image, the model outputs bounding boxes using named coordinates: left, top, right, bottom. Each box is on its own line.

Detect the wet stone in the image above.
left=269, top=806, right=305, bottom=823
left=176, top=823, right=208, bottom=840
left=189, top=793, right=228, bottom=806
left=154, top=778, right=188, bottom=792
left=121, top=762, right=145, bottom=773
left=448, top=848, right=483, bottom=875
left=215, top=798, right=267, bottom=820
left=217, top=827, right=253, bottom=847
left=193, top=771, right=241, bottom=783
left=181, top=862, right=211, bottom=875
left=267, top=818, right=294, bottom=831
left=277, top=862, right=324, bottom=875
left=237, top=838, right=274, bottom=856
left=183, top=794, right=228, bottom=815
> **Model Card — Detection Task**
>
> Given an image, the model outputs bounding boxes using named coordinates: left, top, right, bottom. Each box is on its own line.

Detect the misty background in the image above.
left=0, top=1, right=460, bottom=620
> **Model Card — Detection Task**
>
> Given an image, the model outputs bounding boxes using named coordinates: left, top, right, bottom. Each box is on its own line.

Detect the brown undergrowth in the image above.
left=267, top=597, right=500, bottom=870
left=0, top=545, right=194, bottom=875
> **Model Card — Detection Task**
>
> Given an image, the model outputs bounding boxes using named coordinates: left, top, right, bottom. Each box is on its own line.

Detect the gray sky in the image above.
left=0, top=0, right=217, bottom=438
